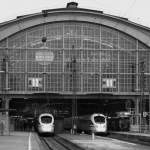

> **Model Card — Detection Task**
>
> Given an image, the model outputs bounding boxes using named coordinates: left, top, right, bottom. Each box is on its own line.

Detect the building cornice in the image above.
left=0, top=7, right=150, bottom=47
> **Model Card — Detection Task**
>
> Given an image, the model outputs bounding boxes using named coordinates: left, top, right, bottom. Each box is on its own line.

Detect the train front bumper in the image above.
left=38, top=125, right=54, bottom=133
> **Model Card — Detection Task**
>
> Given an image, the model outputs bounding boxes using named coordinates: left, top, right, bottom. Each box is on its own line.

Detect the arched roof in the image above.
left=0, top=6, right=150, bottom=47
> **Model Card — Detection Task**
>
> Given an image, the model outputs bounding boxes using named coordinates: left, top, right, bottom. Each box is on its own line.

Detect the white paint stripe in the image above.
left=28, top=132, right=32, bottom=150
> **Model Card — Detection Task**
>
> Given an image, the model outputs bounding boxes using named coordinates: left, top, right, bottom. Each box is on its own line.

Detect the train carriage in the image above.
left=64, top=113, right=108, bottom=134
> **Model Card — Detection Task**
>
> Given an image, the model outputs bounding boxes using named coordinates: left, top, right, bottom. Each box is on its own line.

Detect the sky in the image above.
left=1, top=0, right=150, bottom=27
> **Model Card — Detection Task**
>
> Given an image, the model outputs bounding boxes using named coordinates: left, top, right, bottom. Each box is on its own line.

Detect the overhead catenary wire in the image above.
left=123, top=0, right=137, bottom=17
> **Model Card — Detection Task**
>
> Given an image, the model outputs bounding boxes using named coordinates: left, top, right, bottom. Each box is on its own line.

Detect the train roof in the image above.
left=78, top=113, right=106, bottom=119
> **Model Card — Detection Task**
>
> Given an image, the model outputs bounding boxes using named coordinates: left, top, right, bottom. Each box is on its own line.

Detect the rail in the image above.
left=40, top=135, right=85, bottom=150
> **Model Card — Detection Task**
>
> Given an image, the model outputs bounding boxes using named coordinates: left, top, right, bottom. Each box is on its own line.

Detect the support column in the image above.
left=135, top=97, right=140, bottom=115
left=130, top=97, right=140, bottom=132
left=5, top=98, right=10, bottom=135
left=136, top=97, right=140, bottom=132
left=1, top=97, right=10, bottom=135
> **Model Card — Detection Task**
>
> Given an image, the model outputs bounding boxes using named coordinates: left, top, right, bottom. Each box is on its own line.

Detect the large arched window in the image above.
left=0, top=22, right=149, bottom=93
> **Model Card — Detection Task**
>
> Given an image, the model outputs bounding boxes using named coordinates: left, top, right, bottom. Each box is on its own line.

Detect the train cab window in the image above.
left=41, top=116, right=52, bottom=123
left=94, top=116, right=105, bottom=123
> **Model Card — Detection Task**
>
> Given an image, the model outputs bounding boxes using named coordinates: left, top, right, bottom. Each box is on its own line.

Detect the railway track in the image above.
left=40, top=135, right=85, bottom=150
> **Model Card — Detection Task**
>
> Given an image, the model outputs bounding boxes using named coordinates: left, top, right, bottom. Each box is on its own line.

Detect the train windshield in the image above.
left=41, top=116, right=52, bottom=123
left=94, top=116, right=105, bottom=123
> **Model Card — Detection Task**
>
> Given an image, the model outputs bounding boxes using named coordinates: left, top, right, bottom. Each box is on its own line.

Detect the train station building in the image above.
left=0, top=2, right=150, bottom=133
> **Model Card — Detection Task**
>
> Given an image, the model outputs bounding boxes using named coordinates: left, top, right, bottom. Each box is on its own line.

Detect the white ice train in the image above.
left=35, top=113, right=54, bottom=136
left=64, top=113, right=108, bottom=134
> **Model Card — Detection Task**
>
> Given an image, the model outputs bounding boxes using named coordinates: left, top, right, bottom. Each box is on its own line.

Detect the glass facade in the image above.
left=0, top=22, right=149, bottom=94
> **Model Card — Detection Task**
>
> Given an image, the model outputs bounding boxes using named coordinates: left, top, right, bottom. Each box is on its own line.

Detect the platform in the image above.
left=0, top=132, right=41, bottom=150
left=58, top=131, right=150, bottom=149
left=109, top=131, right=150, bottom=145
left=0, top=131, right=150, bottom=150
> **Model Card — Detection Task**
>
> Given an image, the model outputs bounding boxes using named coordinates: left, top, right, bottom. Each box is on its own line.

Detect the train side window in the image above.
left=80, top=119, right=93, bottom=125
left=84, top=120, right=93, bottom=125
